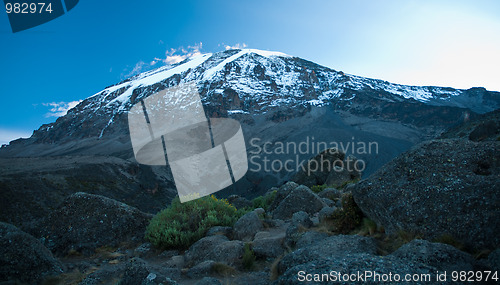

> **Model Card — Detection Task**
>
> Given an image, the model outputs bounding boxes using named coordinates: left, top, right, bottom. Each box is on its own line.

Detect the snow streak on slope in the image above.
left=40, top=48, right=494, bottom=141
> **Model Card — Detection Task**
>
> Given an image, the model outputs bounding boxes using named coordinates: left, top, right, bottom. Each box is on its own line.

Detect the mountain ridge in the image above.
left=3, top=48, right=499, bottom=149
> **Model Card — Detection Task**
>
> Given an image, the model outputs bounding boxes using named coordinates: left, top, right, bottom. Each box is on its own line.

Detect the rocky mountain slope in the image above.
left=1, top=109, right=499, bottom=284
left=1, top=48, right=499, bottom=227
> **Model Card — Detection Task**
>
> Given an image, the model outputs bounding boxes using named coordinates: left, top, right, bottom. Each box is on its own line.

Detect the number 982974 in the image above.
left=5, top=2, right=53, bottom=14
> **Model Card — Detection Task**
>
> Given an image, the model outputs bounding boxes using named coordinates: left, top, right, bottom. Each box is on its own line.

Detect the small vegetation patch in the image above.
left=242, top=243, right=256, bottom=270
left=323, top=193, right=363, bottom=234
left=310, top=184, right=329, bottom=193
left=251, top=190, right=277, bottom=211
left=145, top=195, right=243, bottom=249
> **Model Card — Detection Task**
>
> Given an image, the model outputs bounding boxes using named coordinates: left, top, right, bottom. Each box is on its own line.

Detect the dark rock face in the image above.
left=276, top=235, right=476, bottom=285
left=278, top=235, right=378, bottom=275
left=351, top=138, right=500, bottom=250
left=488, top=249, right=500, bottom=272
left=34, top=192, right=153, bottom=256
left=232, top=211, right=264, bottom=241
left=293, top=148, right=362, bottom=188
left=252, top=231, right=285, bottom=258
left=285, top=211, right=314, bottom=247
left=0, top=156, right=175, bottom=230
left=390, top=239, right=474, bottom=272
left=272, top=185, right=326, bottom=220
left=292, top=148, right=345, bottom=186
left=0, top=222, right=63, bottom=284
left=276, top=253, right=442, bottom=285
left=294, top=231, right=329, bottom=249
left=184, top=235, right=244, bottom=267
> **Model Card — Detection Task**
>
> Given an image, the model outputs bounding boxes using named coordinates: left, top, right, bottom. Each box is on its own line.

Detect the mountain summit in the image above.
left=1, top=48, right=499, bottom=198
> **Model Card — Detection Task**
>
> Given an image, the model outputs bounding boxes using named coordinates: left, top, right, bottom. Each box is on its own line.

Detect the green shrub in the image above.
left=251, top=190, right=277, bottom=211
left=310, top=184, right=329, bottom=193
left=145, top=195, right=241, bottom=249
left=362, top=217, right=377, bottom=235
left=242, top=243, right=256, bottom=270
left=325, top=193, right=363, bottom=234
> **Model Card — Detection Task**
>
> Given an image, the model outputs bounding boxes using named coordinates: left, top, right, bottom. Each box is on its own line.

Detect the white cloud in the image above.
left=225, top=43, right=247, bottom=50
left=123, top=60, right=147, bottom=79
left=42, top=100, right=82, bottom=118
left=162, top=42, right=203, bottom=64
left=0, top=128, right=31, bottom=145
left=123, top=43, right=204, bottom=79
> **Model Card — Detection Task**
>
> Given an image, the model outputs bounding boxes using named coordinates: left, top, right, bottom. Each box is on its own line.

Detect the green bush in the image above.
left=325, top=193, right=363, bottom=234
left=251, top=190, right=277, bottom=211
left=310, top=184, right=329, bottom=193
left=242, top=243, right=256, bottom=270
left=145, top=195, right=242, bottom=249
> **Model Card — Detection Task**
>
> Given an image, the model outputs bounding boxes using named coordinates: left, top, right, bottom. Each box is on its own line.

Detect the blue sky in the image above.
left=1, top=0, right=499, bottom=144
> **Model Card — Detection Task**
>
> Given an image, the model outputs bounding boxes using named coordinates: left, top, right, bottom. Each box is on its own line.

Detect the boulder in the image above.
left=35, top=192, right=153, bottom=256
left=351, top=139, right=500, bottom=249
left=227, top=195, right=252, bottom=209
left=391, top=239, right=474, bottom=272
left=318, top=206, right=337, bottom=224
left=276, top=253, right=444, bottom=285
left=233, top=211, right=264, bottom=241
left=318, top=188, right=342, bottom=200
left=185, top=235, right=244, bottom=267
left=252, top=231, right=285, bottom=258
left=206, top=226, right=233, bottom=238
left=325, top=166, right=353, bottom=188
left=267, top=182, right=299, bottom=213
left=278, top=234, right=377, bottom=274
left=186, top=260, right=217, bottom=279
left=0, top=222, right=63, bottom=284
left=285, top=211, right=313, bottom=246
left=295, top=231, right=329, bottom=249
left=272, top=186, right=326, bottom=220
left=292, top=148, right=345, bottom=186
left=321, top=198, right=335, bottom=207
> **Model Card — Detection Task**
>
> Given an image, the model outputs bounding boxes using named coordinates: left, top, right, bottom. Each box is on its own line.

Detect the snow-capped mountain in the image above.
left=1, top=48, right=499, bottom=214
left=2, top=49, right=490, bottom=148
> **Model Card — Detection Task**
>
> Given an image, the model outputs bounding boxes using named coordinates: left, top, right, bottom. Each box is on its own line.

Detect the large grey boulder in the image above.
left=352, top=139, right=500, bottom=250
left=278, top=234, right=377, bottom=274
left=34, top=192, right=153, bottom=256
left=390, top=239, right=474, bottom=272
left=185, top=235, right=244, bottom=267
left=272, top=185, right=326, bottom=220
left=276, top=253, right=447, bottom=285
left=295, top=231, right=329, bottom=249
left=252, top=231, right=285, bottom=258
left=292, top=148, right=345, bottom=186
left=0, top=222, right=63, bottom=284
left=233, top=211, right=264, bottom=241
left=285, top=211, right=313, bottom=246
left=267, top=182, right=299, bottom=213
left=275, top=235, right=476, bottom=285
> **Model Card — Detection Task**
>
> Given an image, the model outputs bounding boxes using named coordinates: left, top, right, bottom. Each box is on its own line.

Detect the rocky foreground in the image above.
left=1, top=111, right=499, bottom=284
